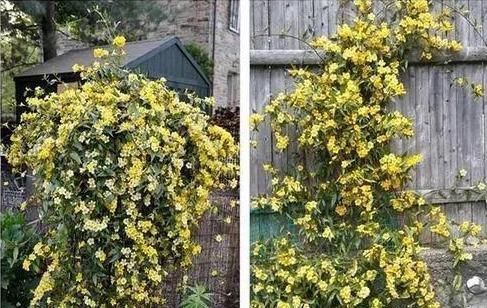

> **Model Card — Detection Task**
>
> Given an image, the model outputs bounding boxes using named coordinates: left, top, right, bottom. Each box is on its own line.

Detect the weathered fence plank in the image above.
left=251, top=0, right=487, bottom=50
left=250, top=47, right=487, bottom=65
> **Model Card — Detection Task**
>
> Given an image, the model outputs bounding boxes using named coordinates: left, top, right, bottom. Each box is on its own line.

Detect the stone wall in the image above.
left=147, top=0, right=211, bottom=52
left=210, top=0, right=240, bottom=107
left=57, top=32, right=89, bottom=55
left=422, top=246, right=487, bottom=307
left=152, top=0, right=240, bottom=107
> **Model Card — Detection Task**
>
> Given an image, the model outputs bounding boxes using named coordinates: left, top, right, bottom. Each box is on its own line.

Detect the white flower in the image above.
left=95, top=250, right=106, bottom=262
left=477, top=182, right=486, bottom=191
left=459, top=169, right=467, bottom=177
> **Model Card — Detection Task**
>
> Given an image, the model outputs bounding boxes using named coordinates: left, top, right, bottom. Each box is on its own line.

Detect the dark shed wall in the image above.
left=128, top=44, right=210, bottom=97
left=14, top=73, right=80, bottom=121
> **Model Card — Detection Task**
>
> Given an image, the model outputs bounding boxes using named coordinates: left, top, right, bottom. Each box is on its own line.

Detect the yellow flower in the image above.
left=93, top=48, right=109, bottom=58
left=335, top=205, right=347, bottom=216
left=254, top=268, right=268, bottom=280
left=339, top=286, right=352, bottom=303
left=22, top=259, right=31, bottom=271
left=72, top=63, right=85, bottom=72
left=322, top=227, right=334, bottom=240
left=148, top=269, right=162, bottom=282
left=357, top=286, right=370, bottom=299
left=276, top=301, right=290, bottom=308
left=215, top=234, right=223, bottom=242
left=112, top=35, right=126, bottom=48
left=250, top=113, right=264, bottom=130
left=473, top=84, right=485, bottom=98
left=370, top=298, right=383, bottom=308
left=275, top=134, right=289, bottom=150
left=354, top=0, right=372, bottom=13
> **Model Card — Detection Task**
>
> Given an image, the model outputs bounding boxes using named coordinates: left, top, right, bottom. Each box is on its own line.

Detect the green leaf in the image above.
left=70, top=152, right=82, bottom=164
left=453, top=274, right=463, bottom=291
left=12, top=247, right=19, bottom=264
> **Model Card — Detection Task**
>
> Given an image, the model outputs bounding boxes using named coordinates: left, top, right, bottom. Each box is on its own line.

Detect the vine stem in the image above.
left=430, top=0, right=487, bottom=47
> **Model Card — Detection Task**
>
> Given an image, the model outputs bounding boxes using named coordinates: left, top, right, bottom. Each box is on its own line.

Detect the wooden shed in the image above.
left=14, top=36, right=210, bottom=121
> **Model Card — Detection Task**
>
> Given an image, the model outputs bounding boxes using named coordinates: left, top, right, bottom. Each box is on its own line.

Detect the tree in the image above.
left=7, top=0, right=167, bottom=63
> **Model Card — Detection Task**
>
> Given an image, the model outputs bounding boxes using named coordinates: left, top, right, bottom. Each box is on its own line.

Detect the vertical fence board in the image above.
left=471, top=65, right=484, bottom=183
left=251, top=0, right=270, bottom=50
left=313, top=0, right=329, bottom=37
left=299, top=0, right=314, bottom=48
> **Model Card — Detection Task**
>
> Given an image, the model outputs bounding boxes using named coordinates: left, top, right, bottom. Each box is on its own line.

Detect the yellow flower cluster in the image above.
left=8, top=36, right=237, bottom=306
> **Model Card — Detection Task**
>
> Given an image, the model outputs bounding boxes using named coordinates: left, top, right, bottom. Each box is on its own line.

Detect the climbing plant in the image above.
left=250, top=0, right=483, bottom=307
left=7, top=36, right=237, bottom=306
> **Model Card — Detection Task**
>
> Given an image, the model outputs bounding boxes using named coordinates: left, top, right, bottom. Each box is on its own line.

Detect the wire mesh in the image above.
left=164, top=190, right=239, bottom=307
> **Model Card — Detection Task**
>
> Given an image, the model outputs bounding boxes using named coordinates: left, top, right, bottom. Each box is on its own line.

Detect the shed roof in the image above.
left=15, top=36, right=210, bottom=86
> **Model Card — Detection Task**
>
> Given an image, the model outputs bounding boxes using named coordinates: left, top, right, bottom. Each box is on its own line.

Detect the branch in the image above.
left=2, top=61, right=38, bottom=73
left=55, top=27, right=84, bottom=43
left=430, top=0, right=487, bottom=47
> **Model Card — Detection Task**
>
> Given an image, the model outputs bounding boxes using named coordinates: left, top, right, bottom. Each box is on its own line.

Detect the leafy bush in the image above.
left=250, top=0, right=483, bottom=307
left=7, top=36, right=237, bottom=306
left=185, top=43, right=214, bottom=80
left=181, top=284, right=214, bottom=308
left=1, top=211, right=40, bottom=307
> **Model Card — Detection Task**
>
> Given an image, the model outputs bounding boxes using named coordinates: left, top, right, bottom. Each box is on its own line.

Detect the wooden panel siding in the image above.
left=250, top=0, right=487, bottom=243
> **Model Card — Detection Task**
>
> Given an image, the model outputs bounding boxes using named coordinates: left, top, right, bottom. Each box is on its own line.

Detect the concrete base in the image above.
left=421, top=245, right=487, bottom=307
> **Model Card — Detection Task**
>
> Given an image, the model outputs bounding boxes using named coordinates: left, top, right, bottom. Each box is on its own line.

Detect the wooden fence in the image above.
left=250, top=0, right=487, bottom=244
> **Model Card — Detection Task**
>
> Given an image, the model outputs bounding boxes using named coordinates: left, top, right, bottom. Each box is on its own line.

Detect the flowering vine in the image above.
left=250, top=0, right=484, bottom=307
left=8, top=36, right=237, bottom=306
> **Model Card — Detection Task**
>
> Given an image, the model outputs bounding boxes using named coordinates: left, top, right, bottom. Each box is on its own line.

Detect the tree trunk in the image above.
left=41, top=1, right=56, bottom=61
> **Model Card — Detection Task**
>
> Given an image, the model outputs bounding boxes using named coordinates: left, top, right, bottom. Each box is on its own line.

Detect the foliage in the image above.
left=0, top=0, right=40, bottom=120
left=57, top=1, right=166, bottom=45
left=181, top=284, right=214, bottom=308
left=185, top=43, right=214, bottom=81
left=7, top=36, right=238, bottom=306
left=8, top=0, right=165, bottom=46
left=250, top=0, right=484, bottom=307
left=0, top=211, right=41, bottom=307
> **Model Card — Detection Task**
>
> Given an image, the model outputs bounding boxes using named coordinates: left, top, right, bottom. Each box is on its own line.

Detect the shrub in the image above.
left=7, top=36, right=237, bottom=306
left=185, top=43, right=214, bottom=80
left=250, top=0, right=482, bottom=307
left=181, top=284, right=214, bottom=308
left=1, top=211, right=40, bottom=307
